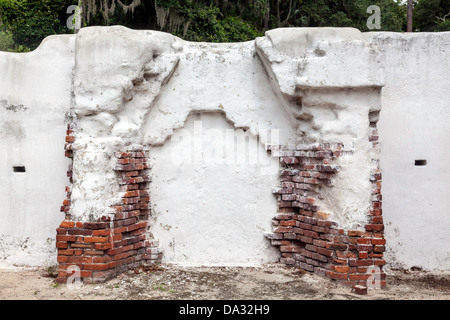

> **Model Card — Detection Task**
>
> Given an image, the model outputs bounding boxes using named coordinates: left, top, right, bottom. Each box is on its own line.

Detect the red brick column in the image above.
left=266, top=142, right=386, bottom=288
left=56, top=125, right=161, bottom=284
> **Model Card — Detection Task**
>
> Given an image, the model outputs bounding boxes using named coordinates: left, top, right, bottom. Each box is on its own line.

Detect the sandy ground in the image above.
left=0, top=263, right=449, bottom=301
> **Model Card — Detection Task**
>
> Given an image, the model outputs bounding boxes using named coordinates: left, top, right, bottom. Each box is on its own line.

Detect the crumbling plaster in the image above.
left=69, top=26, right=383, bottom=265
left=0, top=27, right=449, bottom=270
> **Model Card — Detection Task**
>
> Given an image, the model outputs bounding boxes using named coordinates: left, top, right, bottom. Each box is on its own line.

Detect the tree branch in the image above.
left=436, top=11, right=450, bottom=22
left=279, top=0, right=292, bottom=27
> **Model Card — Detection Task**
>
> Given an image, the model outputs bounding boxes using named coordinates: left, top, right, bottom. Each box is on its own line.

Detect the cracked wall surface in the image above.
left=63, top=26, right=384, bottom=278
left=0, top=27, right=449, bottom=274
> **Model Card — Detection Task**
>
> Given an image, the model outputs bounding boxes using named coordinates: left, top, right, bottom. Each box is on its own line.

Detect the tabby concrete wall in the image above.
left=366, top=32, right=450, bottom=270
left=0, top=35, right=75, bottom=267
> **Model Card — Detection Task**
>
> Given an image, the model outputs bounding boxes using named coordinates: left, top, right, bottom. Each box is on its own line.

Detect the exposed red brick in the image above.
left=83, top=263, right=111, bottom=271
left=326, top=271, right=348, bottom=280
left=366, top=224, right=384, bottom=232
left=371, top=238, right=386, bottom=245
left=352, top=285, right=368, bottom=295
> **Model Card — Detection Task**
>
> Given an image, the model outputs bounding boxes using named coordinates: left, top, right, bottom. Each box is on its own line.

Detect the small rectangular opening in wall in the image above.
left=414, top=160, right=427, bottom=166
left=13, top=166, right=26, bottom=173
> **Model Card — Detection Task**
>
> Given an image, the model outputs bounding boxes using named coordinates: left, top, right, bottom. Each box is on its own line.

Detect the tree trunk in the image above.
left=263, top=0, right=270, bottom=30
left=407, top=0, right=413, bottom=32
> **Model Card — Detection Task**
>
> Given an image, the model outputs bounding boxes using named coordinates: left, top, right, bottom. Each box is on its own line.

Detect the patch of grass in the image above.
left=43, top=265, right=58, bottom=278
left=152, top=283, right=176, bottom=293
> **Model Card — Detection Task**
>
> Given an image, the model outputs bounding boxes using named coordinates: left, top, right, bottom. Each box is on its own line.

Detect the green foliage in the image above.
left=178, top=5, right=262, bottom=42
left=436, top=19, right=450, bottom=31
left=1, top=0, right=71, bottom=50
left=0, top=24, right=30, bottom=52
left=0, top=28, right=14, bottom=51
left=414, top=0, right=450, bottom=31
left=154, top=1, right=262, bottom=42
left=220, top=16, right=263, bottom=42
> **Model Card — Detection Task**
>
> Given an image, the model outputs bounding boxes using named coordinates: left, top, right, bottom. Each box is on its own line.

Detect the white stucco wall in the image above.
left=0, top=35, right=75, bottom=267
left=367, top=32, right=450, bottom=270
left=149, top=112, right=280, bottom=266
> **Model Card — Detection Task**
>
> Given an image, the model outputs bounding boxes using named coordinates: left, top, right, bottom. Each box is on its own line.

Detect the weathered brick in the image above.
left=311, top=252, right=328, bottom=263
left=56, top=235, right=76, bottom=242
left=365, top=224, right=384, bottom=232
left=357, top=244, right=373, bottom=252
left=280, top=220, right=297, bottom=227
left=84, top=236, right=109, bottom=243
left=83, top=263, right=111, bottom=271
left=56, top=228, right=67, bottom=235
left=352, top=285, right=368, bottom=295
left=303, top=230, right=319, bottom=239
left=334, top=266, right=350, bottom=273
left=67, top=256, right=93, bottom=264
left=371, top=238, right=386, bottom=245
left=312, top=239, right=327, bottom=248
left=326, top=243, right=348, bottom=251
left=326, top=271, right=348, bottom=280
left=264, top=232, right=283, bottom=240
left=95, top=243, right=113, bottom=250
left=298, top=262, right=314, bottom=272
left=348, top=259, right=374, bottom=267
left=68, top=228, right=93, bottom=236
left=299, top=236, right=313, bottom=244
left=84, top=222, right=111, bottom=230
left=57, top=249, right=75, bottom=256
left=316, top=247, right=333, bottom=257
left=92, top=229, right=111, bottom=236
left=274, top=226, right=293, bottom=233
left=359, top=252, right=369, bottom=259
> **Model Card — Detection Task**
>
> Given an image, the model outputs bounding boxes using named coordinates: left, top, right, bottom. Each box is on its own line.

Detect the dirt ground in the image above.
left=0, top=263, right=449, bottom=300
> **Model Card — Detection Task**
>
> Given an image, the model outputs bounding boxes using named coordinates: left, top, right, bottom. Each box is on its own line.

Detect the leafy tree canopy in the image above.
left=0, top=0, right=448, bottom=52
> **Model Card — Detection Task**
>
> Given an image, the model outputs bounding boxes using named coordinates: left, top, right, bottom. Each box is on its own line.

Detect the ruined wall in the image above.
left=0, top=27, right=449, bottom=283
left=51, top=26, right=385, bottom=285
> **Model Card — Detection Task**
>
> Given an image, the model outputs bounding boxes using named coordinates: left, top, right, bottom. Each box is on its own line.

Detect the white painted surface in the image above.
left=71, top=26, right=295, bottom=265
left=367, top=32, right=450, bottom=270
left=0, top=35, right=75, bottom=267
